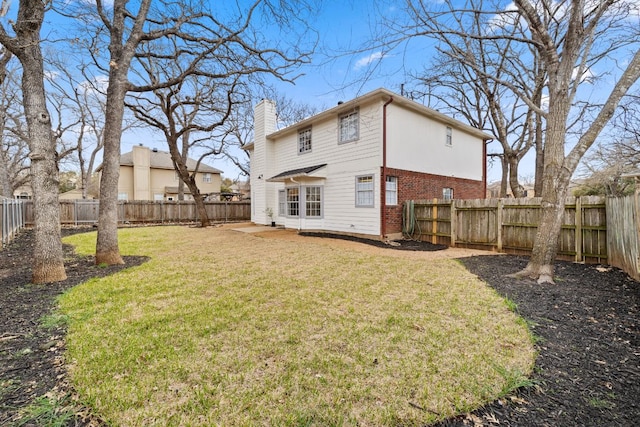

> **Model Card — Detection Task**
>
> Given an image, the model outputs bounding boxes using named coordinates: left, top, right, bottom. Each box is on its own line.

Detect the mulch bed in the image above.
left=0, top=228, right=147, bottom=426
left=1, top=229, right=638, bottom=426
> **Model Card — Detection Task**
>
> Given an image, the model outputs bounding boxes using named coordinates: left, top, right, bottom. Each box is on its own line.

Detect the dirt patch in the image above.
left=1, top=227, right=639, bottom=426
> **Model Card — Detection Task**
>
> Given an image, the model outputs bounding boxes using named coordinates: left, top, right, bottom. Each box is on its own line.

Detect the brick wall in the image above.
left=382, top=167, right=485, bottom=235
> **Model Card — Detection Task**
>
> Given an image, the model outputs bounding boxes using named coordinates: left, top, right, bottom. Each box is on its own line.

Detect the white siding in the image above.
left=252, top=90, right=487, bottom=237
left=267, top=101, right=384, bottom=236
left=385, top=104, right=484, bottom=181
left=250, top=100, right=278, bottom=225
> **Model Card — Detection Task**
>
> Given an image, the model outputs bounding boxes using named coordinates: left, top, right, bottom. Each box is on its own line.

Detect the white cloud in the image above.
left=572, top=67, right=595, bottom=84
left=354, top=51, right=386, bottom=70
left=77, top=75, right=109, bottom=96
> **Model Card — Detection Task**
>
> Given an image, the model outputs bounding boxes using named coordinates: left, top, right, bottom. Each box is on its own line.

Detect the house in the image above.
left=246, top=88, right=492, bottom=240
left=102, top=145, right=223, bottom=201
left=486, top=181, right=536, bottom=198
left=13, top=184, right=32, bottom=199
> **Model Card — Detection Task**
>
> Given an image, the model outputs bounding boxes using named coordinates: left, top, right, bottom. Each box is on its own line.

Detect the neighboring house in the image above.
left=246, top=87, right=492, bottom=240
left=486, top=181, right=536, bottom=198
left=13, top=184, right=32, bottom=199
left=99, top=145, right=223, bottom=201
left=59, top=189, right=89, bottom=200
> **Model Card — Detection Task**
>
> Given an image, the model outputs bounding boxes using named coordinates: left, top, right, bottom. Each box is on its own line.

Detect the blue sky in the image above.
left=25, top=0, right=635, bottom=184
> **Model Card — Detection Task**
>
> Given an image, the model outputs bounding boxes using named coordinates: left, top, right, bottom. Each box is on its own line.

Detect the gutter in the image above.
left=381, top=96, right=394, bottom=239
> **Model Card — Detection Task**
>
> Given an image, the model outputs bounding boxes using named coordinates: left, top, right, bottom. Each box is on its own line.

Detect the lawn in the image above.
left=60, top=226, right=535, bottom=426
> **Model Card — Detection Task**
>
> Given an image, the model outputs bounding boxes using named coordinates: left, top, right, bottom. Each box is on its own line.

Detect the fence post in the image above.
left=450, top=200, right=456, bottom=247
left=575, top=197, right=583, bottom=262
left=496, top=199, right=503, bottom=253
left=431, top=198, right=438, bottom=245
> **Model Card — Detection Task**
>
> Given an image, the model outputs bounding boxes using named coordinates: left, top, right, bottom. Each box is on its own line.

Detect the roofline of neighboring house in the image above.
left=257, top=87, right=494, bottom=142
left=95, top=149, right=223, bottom=174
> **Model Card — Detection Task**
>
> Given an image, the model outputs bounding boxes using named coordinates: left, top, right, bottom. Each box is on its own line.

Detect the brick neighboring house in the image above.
left=98, top=145, right=223, bottom=201
left=246, top=88, right=492, bottom=240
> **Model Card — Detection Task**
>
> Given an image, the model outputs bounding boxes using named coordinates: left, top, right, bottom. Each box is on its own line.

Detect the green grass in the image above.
left=60, top=226, right=535, bottom=426
left=15, top=395, right=75, bottom=427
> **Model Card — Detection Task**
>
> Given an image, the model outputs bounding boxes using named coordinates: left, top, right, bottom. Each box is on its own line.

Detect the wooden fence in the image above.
left=23, top=200, right=251, bottom=226
left=607, top=195, right=640, bottom=281
left=405, top=196, right=608, bottom=264
left=1, top=198, right=25, bottom=248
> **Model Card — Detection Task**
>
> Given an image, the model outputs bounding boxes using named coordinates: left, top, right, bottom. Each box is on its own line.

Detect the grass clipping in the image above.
left=61, top=226, right=534, bottom=426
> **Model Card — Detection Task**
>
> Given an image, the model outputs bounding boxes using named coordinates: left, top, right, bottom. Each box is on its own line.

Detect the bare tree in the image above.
left=574, top=91, right=640, bottom=196
left=45, top=57, right=132, bottom=199
left=511, top=0, right=640, bottom=283
left=221, top=91, right=322, bottom=178
left=0, top=0, right=66, bottom=283
left=0, top=54, right=30, bottom=198
left=126, top=66, right=246, bottom=226
left=377, top=0, right=640, bottom=282
left=62, top=0, right=315, bottom=264
left=406, top=26, right=546, bottom=197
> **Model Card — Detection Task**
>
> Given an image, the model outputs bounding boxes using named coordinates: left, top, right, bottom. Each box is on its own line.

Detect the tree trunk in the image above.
left=166, top=137, right=210, bottom=227
left=508, top=154, right=525, bottom=198
left=500, top=156, right=508, bottom=197
left=533, top=112, right=544, bottom=196
left=178, top=133, right=189, bottom=201
left=96, top=66, right=127, bottom=265
left=192, top=190, right=210, bottom=227
left=0, top=149, right=12, bottom=197
left=515, top=93, right=571, bottom=284
left=18, top=3, right=66, bottom=283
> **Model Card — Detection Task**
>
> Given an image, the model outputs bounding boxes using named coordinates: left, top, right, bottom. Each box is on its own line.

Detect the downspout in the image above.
left=381, top=96, right=394, bottom=239
left=483, top=139, right=491, bottom=198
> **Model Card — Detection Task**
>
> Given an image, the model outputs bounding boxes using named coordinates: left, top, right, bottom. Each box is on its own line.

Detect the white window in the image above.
left=356, top=175, right=374, bottom=207
left=154, top=194, right=164, bottom=201
left=386, top=176, right=398, bottom=205
left=203, top=173, right=212, bottom=183
left=286, top=187, right=299, bottom=217
left=278, top=190, right=286, bottom=216
left=117, top=192, right=128, bottom=200
left=305, top=186, right=322, bottom=217
left=298, top=128, right=312, bottom=153
left=339, top=108, right=359, bottom=143
left=446, top=126, right=452, bottom=146
left=175, top=171, right=179, bottom=181
left=443, top=187, right=454, bottom=200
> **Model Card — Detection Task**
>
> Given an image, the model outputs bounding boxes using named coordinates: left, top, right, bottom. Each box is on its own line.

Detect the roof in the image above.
left=262, top=87, right=494, bottom=142
left=267, top=164, right=327, bottom=182
left=119, top=148, right=223, bottom=174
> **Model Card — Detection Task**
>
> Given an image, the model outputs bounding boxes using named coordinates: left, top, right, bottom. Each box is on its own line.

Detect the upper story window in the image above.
left=443, top=187, right=454, bottom=201
left=298, top=127, right=312, bottom=153
left=339, top=108, right=359, bottom=143
left=355, top=175, right=374, bottom=207
left=445, top=126, right=452, bottom=147
left=203, top=173, right=212, bottom=183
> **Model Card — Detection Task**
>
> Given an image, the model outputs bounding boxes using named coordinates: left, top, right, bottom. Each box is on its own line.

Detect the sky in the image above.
left=17, top=0, right=639, bottom=185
